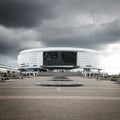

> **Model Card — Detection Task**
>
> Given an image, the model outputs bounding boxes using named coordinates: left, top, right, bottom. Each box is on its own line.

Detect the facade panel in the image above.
left=18, top=51, right=43, bottom=68
left=77, top=51, right=100, bottom=68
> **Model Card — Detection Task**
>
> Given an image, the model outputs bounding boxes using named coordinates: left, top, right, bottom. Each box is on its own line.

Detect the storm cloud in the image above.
left=0, top=0, right=54, bottom=28
left=39, top=19, right=120, bottom=49
left=0, top=26, right=45, bottom=61
left=0, top=0, right=120, bottom=66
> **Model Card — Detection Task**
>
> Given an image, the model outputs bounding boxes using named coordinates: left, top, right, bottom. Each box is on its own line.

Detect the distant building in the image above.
left=18, top=47, right=101, bottom=76
left=0, top=64, right=18, bottom=74
left=0, top=64, right=19, bottom=80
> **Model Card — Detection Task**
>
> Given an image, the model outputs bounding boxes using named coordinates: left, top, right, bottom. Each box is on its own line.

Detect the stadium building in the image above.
left=18, top=47, right=101, bottom=76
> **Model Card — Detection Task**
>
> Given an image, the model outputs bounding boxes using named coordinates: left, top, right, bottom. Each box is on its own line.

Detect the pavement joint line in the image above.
left=57, top=87, right=61, bottom=91
left=0, top=96, right=120, bottom=100
left=0, top=87, right=120, bottom=90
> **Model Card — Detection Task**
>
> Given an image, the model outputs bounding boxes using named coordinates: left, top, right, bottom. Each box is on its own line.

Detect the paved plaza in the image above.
left=0, top=76, right=120, bottom=120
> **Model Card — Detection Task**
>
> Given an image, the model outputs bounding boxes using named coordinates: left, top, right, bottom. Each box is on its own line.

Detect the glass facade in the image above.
left=43, top=51, right=77, bottom=66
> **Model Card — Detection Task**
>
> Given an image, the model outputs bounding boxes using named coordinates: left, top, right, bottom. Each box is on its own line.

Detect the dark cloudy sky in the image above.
left=0, top=0, right=120, bottom=73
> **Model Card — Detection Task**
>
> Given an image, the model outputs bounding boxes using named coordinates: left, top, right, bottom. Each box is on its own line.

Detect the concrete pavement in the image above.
left=0, top=76, right=120, bottom=120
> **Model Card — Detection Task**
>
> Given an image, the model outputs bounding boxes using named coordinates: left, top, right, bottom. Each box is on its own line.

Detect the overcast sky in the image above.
left=0, top=0, right=120, bottom=74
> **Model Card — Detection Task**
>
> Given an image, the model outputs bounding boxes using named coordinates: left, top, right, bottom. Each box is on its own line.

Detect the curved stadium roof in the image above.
left=20, top=47, right=100, bottom=54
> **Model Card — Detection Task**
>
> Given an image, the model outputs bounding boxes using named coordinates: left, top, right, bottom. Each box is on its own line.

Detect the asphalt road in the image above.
left=0, top=76, right=120, bottom=120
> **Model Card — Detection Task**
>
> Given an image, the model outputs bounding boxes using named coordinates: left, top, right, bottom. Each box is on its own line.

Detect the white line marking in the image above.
left=0, top=96, right=120, bottom=100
